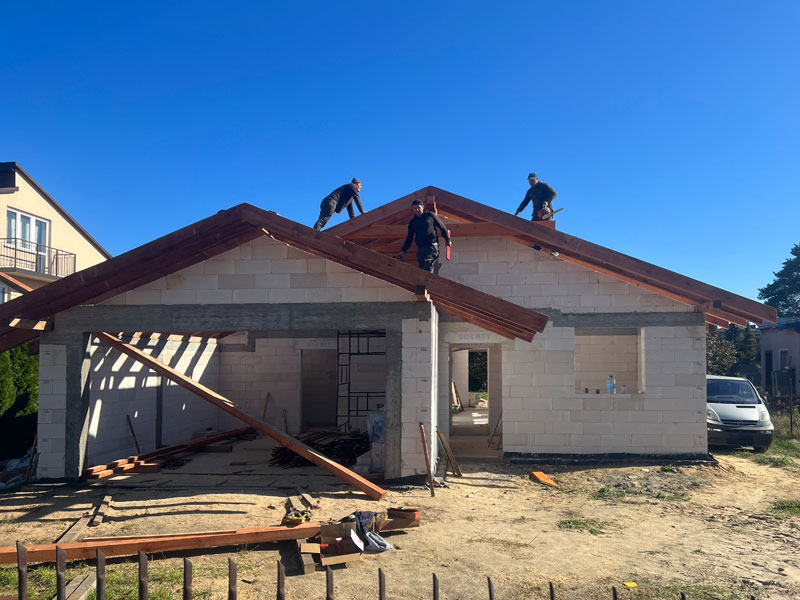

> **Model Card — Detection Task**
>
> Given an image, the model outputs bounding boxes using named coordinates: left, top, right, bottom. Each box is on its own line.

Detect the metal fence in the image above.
left=764, top=395, right=798, bottom=435
left=0, top=238, right=76, bottom=278
left=12, top=543, right=756, bottom=600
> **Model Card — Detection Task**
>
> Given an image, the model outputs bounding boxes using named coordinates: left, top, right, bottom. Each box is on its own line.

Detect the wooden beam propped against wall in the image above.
left=93, top=332, right=388, bottom=500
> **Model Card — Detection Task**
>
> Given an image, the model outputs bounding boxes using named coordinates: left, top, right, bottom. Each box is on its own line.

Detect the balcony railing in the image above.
left=0, top=238, right=76, bottom=278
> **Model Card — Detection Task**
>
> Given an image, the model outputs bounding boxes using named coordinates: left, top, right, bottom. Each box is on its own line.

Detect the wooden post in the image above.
left=56, top=546, right=66, bottom=600
left=261, top=392, right=271, bottom=419
left=24, top=434, right=37, bottom=483
left=487, top=576, right=494, bottom=600
left=432, top=573, right=439, bottom=600
left=419, top=423, right=435, bottom=497
left=127, top=415, right=142, bottom=455
left=227, top=558, right=236, bottom=600
left=96, top=550, right=106, bottom=600
left=183, top=558, right=192, bottom=600
left=549, top=581, right=555, bottom=600
left=612, top=587, right=618, bottom=600
left=378, top=568, right=386, bottom=600
left=325, top=566, right=334, bottom=600
left=16, top=542, right=26, bottom=600
left=276, top=561, right=285, bottom=600
left=138, top=551, right=148, bottom=600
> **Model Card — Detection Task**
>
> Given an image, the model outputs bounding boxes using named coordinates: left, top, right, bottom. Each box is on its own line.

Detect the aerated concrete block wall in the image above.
left=104, top=237, right=416, bottom=306
left=400, top=306, right=438, bottom=477
left=85, top=338, right=221, bottom=467
left=437, top=236, right=706, bottom=457
left=37, top=344, right=68, bottom=480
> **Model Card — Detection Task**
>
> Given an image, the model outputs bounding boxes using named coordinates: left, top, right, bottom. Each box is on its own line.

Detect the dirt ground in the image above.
left=2, top=435, right=800, bottom=600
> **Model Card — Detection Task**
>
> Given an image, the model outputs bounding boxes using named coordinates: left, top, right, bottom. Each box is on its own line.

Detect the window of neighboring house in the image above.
left=0, top=285, right=6, bottom=303
left=6, top=208, right=50, bottom=273
left=779, top=349, right=789, bottom=370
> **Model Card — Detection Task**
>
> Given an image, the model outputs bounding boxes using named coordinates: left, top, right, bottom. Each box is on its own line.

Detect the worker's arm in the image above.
left=353, top=193, right=365, bottom=215
left=394, top=222, right=415, bottom=259
left=545, top=184, right=557, bottom=204
left=432, top=214, right=451, bottom=246
left=514, top=190, right=531, bottom=216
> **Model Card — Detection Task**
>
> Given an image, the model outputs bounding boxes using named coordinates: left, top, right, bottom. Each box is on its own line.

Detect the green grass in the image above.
left=557, top=518, right=607, bottom=535
left=770, top=499, right=800, bottom=516
left=591, top=485, right=626, bottom=500
left=654, top=491, right=689, bottom=502
left=660, top=464, right=679, bottom=473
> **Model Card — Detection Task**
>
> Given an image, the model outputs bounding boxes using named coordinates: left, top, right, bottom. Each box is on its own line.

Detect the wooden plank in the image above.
left=320, top=552, right=360, bottom=566
left=284, top=496, right=306, bottom=512
left=530, top=471, right=559, bottom=488
left=299, top=542, right=320, bottom=554
left=419, top=423, right=435, bottom=498
left=298, top=493, right=319, bottom=510
left=0, top=518, right=419, bottom=564
left=94, top=332, right=388, bottom=501
left=89, top=496, right=112, bottom=527
left=55, top=514, right=92, bottom=543
left=436, top=428, right=462, bottom=477
left=293, top=540, right=316, bottom=575
left=50, top=572, right=96, bottom=600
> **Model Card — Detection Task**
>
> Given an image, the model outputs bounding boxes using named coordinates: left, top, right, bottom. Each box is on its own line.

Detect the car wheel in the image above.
left=753, top=445, right=769, bottom=453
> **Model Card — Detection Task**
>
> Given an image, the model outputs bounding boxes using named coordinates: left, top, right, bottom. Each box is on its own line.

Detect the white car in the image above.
left=706, top=375, right=774, bottom=452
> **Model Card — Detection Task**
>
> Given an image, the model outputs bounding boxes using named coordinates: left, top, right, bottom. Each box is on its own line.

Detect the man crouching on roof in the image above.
left=393, top=199, right=451, bottom=273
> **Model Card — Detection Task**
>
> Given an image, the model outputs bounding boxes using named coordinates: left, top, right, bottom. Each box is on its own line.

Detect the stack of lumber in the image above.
left=270, top=430, right=370, bottom=468
left=82, top=427, right=256, bottom=480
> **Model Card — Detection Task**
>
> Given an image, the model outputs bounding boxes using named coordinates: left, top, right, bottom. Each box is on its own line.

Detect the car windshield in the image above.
left=706, top=380, right=759, bottom=404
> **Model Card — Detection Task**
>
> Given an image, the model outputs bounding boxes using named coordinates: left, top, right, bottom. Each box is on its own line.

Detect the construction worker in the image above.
left=313, top=178, right=364, bottom=230
left=514, top=172, right=557, bottom=221
left=394, top=199, right=451, bottom=272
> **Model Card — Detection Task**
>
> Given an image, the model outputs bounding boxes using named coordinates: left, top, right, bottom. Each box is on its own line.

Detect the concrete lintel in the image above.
left=54, top=302, right=432, bottom=334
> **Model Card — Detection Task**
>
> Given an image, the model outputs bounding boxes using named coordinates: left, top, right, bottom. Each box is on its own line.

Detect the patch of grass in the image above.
left=770, top=500, right=800, bottom=516
left=660, top=464, right=679, bottom=473
left=770, top=438, right=800, bottom=458
left=691, top=548, right=706, bottom=554
left=617, top=578, right=760, bottom=600
left=752, top=454, right=795, bottom=467
left=654, top=491, right=689, bottom=502
left=591, top=485, right=626, bottom=500
left=557, top=518, right=606, bottom=535
left=0, top=565, right=17, bottom=590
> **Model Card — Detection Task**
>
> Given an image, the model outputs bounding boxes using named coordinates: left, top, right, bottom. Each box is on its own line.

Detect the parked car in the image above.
left=706, top=375, right=773, bottom=452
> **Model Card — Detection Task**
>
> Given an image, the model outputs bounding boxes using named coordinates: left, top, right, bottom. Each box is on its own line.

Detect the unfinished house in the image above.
left=0, top=187, right=776, bottom=486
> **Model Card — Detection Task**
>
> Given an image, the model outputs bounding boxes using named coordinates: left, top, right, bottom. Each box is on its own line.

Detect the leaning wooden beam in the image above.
left=93, top=332, right=387, bottom=500
left=2, top=517, right=419, bottom=564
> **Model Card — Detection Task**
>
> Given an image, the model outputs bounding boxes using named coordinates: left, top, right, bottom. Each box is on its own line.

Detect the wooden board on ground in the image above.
left=55, top=513, right=92, bottom=543
left=89, top=496, right=112, bottom=527
left=50, top=572, right=96, bottom=600
left=94, top=332, right=388, bottom=501
left=294, top=539, right=316, bottom=575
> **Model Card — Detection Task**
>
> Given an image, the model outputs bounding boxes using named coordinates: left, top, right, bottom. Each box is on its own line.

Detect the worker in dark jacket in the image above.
left=313, top=178, right=364, bottom=230
left=515, top=172, right=557, bottom=221
left=394, top=199, right=451, bottom=272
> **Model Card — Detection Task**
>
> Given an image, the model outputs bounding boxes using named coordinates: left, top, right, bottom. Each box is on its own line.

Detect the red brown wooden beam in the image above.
left=343, top=222, right=512, bottom=240
left=93, top=332, right=388, bottom=500
left=240, top=207, right=548, bottom=338
left=427, top=186, right=776, bottom=324
left=0, top=271, right=33, bottom=292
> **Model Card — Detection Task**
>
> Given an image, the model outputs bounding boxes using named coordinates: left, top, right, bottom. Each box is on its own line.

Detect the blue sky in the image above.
left=2, top=1, right=798, bottom=302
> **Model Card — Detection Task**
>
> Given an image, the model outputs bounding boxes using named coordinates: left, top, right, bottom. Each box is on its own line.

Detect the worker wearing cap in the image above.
left=514, top=172, right=557, bottom=221
left=313, top=178, right=364, bottom=230
left=394, top=199, right=451, bottom=272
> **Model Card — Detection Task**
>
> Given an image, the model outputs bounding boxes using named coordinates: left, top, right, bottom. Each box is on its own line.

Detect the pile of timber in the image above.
left=0, top=510, right=421, bottom=565
left=82, top=427, right=257, bottom=480
left=270, top=430, right=370, bottom=468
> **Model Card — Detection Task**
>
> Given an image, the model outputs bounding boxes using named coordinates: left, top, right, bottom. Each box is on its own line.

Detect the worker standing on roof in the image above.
left=514, top=172, right=557, bottom=221
left=394, top=199, right=451, bottom=272
left=313, top=178, right=364, bottom=230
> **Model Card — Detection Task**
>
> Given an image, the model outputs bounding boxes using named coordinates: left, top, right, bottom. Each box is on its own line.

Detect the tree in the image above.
left=758, top=243, right=800, bottom=317
left=0, top=351, right=16, bottom=418
left=468, top=350, right=487, bottom=393
left=706, top=330, right=736, bottom=375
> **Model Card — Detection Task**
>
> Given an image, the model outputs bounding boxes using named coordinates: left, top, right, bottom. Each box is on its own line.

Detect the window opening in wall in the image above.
left=336, top=330, right=386, bottom=431
left=574, top=327, right=644, bottom=394
left=0, top=285, right=6, bottom=303
left=779, top=349, right=789, bottom=371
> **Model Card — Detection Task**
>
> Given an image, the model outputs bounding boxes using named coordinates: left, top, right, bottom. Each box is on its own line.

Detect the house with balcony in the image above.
left=0, top=162, right=111, bottom=301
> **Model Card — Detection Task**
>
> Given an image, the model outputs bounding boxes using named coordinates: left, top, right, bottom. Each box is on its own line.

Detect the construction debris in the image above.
left=530, top=471, right=559, bottom=488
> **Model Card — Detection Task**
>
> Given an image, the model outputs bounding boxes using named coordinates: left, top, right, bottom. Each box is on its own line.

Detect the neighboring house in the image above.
left=0, top=187, right=776, bottom=482
left=0, top=162, right=111, bottom=299
left=760, top=317, right=800, bottom=397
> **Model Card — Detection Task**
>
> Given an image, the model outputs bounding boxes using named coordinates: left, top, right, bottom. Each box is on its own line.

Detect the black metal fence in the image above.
left=0, top=238, right=76, bottom=278
left=12, top=542, right=756, bottom=600
left=764, top=395, right=798, bottom=435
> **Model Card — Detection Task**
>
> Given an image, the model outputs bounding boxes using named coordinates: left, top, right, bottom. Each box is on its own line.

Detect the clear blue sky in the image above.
left=2, top=1, right=798, bottom=302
